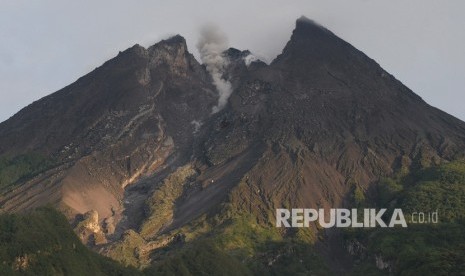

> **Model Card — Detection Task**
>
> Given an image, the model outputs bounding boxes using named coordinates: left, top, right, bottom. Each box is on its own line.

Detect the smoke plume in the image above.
left=243, top=54, right=257, bottom=66
left=197, top=24, right=232, bottom=113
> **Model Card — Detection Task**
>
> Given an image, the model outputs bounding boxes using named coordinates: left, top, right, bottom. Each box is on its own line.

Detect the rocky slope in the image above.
left=0, top=35, right=216, bottom=229
left=1, top=16, right=465, bottom=274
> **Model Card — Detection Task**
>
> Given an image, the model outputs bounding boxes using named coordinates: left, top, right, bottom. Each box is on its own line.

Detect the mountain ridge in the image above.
left=1, top=17, right=465, bottom=274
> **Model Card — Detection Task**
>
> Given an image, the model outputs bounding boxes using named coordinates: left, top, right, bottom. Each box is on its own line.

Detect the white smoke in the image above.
left=243, top=54, right=257, bottom=66
left=197, top=24, right=232, bottom=113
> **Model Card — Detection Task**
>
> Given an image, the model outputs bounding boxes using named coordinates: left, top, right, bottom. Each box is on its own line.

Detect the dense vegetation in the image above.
left=0, top=206, right=329, bottom=275
left=147, top=238, right=330, bottom=276
left=2, top=159, right=464, bottom=275
left=144, top=209, right=330, bottom=276
left=347, top=160, right=465, bottom=275
left=0, top=207, right=140, bottom=276
left=0, top=153, right=55, bottom=190
left=147, top=241, right=253, bottom=276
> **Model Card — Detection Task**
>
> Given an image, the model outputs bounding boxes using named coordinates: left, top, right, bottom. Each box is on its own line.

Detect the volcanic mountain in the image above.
left=1, top=16, right=464, bottom=274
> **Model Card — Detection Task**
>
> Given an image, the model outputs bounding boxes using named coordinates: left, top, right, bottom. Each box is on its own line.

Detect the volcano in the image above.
left=1, top=16, right=464, bottom=275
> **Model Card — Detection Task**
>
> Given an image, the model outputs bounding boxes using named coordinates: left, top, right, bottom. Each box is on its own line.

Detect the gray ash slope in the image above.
left=0, top=16, right=464, bottom=270
left=200, top=17, right=465, bottom=217
left=0, top=35, right=217, bottom=219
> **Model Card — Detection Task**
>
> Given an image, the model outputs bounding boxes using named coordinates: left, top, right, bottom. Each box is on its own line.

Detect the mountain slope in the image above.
left=0, top=35, right=217, bottom=227
left=200, top=16, right=465, bottom=221
left=1, top=16, right=465, bottom=274
left=0, top=207, right=140, bottom=275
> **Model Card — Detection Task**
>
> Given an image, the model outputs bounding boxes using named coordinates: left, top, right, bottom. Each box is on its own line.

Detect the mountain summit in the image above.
left=1, top=17, right=464, bottom=274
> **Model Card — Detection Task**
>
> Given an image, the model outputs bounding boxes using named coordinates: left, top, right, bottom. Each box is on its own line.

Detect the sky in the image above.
left=1, top=0, right=464, bottom=123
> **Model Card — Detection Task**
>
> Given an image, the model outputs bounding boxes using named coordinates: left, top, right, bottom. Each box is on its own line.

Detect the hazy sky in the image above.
left=1, top=0, right=464, bottom=123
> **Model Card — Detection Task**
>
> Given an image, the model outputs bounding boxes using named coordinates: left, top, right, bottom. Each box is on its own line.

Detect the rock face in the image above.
left=200, top=17, right=465, bottom=222
left=74, top=210, right=107, bottom=245
left=0, top=35, right=217, bottom=225
left=1, top=16, right=465, bottom=269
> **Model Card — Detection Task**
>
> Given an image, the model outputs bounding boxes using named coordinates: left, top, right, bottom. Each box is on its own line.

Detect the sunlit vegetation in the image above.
left=0, top=153, right=55, bottom=190
left=347, top=160, right=465, bottom=274
left=0, top=207, right=140, bottom=275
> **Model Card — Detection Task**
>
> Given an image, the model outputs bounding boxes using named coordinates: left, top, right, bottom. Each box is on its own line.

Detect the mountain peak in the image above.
left=273, top=16, right=367, bottom=73
left=149, top=34, right=187, bottom=52
left=296, top=16, right=323, bottom=27
left=292, top=16, right=335, bottom=42
left=147, top=34, right=196, bottom=75
left=224, top=48, right=251, bottom=60
left=271, top=17, right=338, bottom=67
left=161, top=34, right=187, bottom=46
